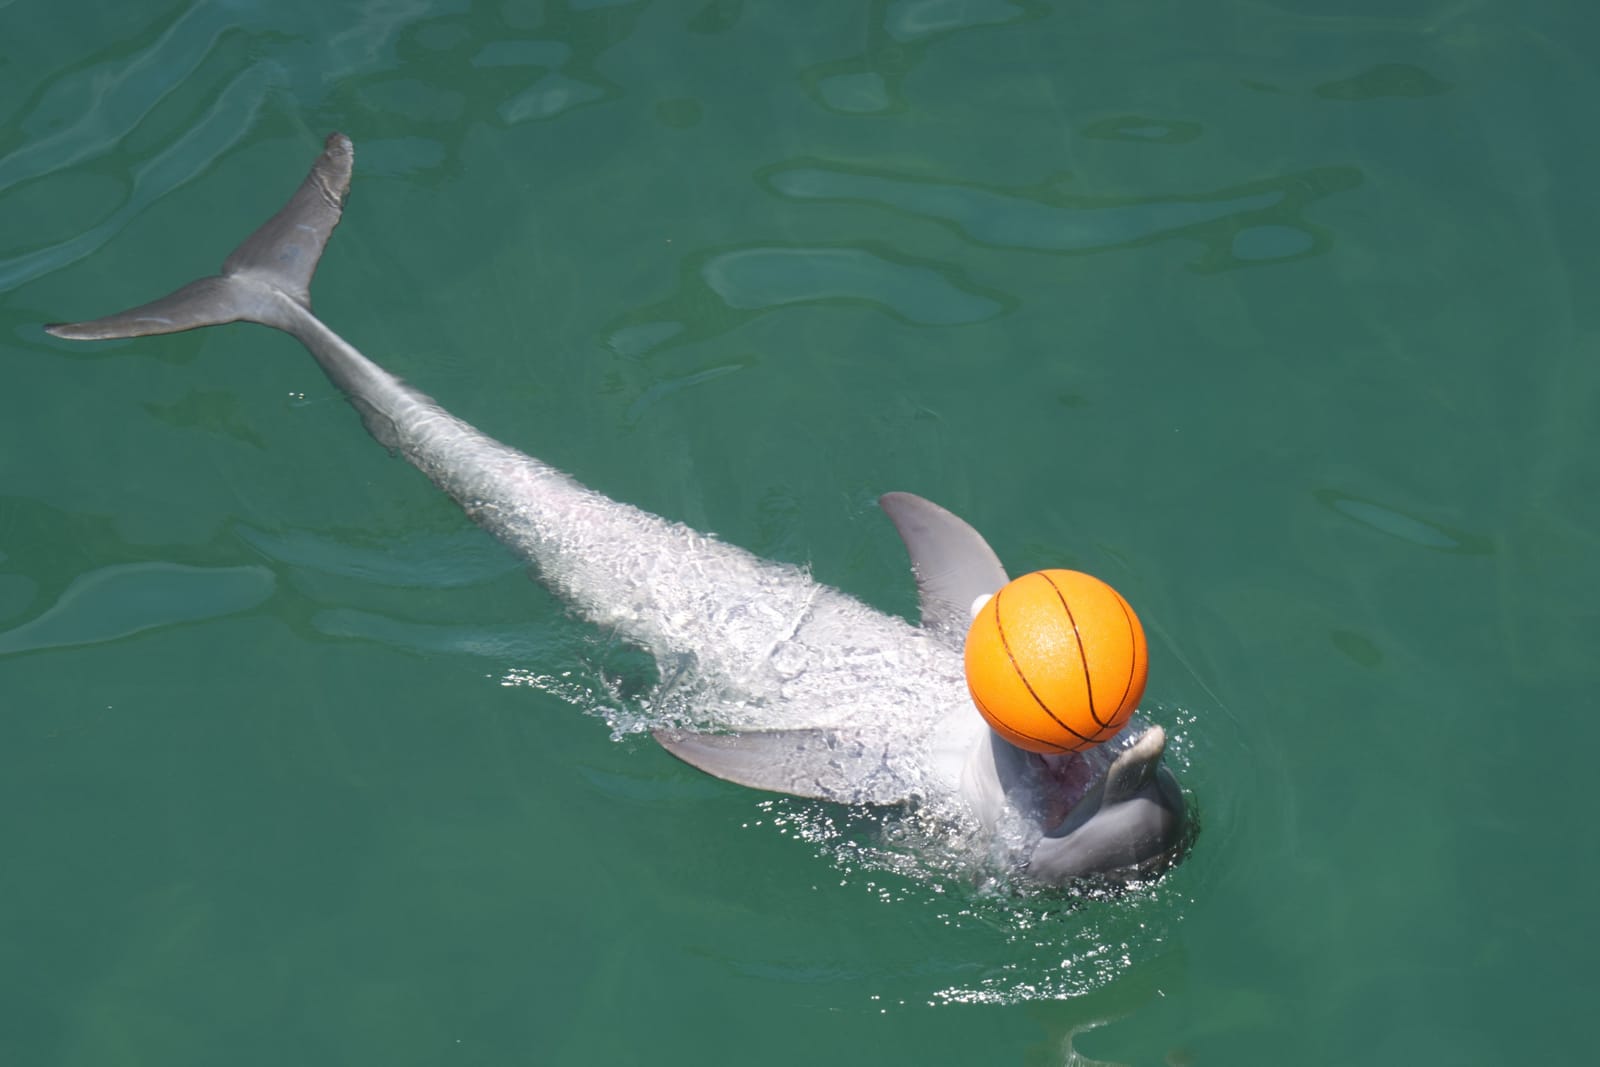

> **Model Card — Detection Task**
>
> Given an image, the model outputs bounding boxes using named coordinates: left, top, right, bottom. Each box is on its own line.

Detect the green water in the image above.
left=3, top=0, right=1597, bottom=1062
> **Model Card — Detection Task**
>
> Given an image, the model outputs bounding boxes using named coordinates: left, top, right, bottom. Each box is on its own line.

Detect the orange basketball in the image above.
left=963, top=569, right=1148, bottom=754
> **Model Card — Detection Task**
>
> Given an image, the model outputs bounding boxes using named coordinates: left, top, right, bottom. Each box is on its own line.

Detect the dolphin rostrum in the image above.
left=47, top=134, right=1187, bottom=883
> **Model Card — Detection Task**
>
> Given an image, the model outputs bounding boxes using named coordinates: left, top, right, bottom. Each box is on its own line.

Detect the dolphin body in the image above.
left=47, top=134, right=1187, bottom=883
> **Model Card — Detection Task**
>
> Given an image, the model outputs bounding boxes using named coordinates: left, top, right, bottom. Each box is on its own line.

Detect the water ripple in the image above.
left=1081, top=115, right=1204, bottom=145
left=603, top=241, right=1011, bottom=360
left=236, top=524, right=520, bottom=588
left=623, top=359, right=753, bottom=426
left=498, top=72, right=609, bottom=124
left=884, top=0, right=1029, bottom=43
left=1314, top=63, right=1452, bottom=101
left=764, top=159, right=1362, bottom=271
left=0, top=2, right=238, bottom=193
left=1316, top=489, right=1494, bottom=554
left=0, top=60, right=277, bottom=289
left=802, top=0, right=1044, bottom=115
left=312, top=607, right=546, bottom=660
left=0, top=562, right=273, bottom=656
left=703, top=246, right=1003, bottom=325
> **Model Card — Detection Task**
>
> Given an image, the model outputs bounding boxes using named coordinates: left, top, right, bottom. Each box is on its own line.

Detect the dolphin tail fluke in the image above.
left=46, top=133, right=354, bottom=342
left=45, top=276, right=247, bottom=340
left=878, top=492, right=1009, bottom=640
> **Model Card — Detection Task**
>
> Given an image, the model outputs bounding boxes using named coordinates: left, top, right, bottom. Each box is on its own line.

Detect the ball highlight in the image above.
left=963, top=569, right=1148, bottom=754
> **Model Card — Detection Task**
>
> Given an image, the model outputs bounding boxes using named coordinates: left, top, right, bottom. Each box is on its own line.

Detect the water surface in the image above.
left=3, top=1, right=1597, bottom=1063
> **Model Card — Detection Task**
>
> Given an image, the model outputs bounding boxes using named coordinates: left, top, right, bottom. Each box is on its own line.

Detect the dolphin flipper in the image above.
left=46, top=133, right=354, bottom=341
left=879, top=492, right=1009, bottom=641
left=653, top=726, right=920, bottom=806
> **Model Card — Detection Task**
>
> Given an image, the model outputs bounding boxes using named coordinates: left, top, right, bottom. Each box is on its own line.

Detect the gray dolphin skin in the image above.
left=47, top=134, right=1187, bottom=884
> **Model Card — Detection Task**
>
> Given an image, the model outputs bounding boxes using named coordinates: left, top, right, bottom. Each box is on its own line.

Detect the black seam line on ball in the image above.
left=972, top=690, right=1072, bottom=753
left=994, top=582, right=1098, bottom=746
left=1039, top=571, right=1105, bottom=728
left=1109, top=590, right=1138, bottom=717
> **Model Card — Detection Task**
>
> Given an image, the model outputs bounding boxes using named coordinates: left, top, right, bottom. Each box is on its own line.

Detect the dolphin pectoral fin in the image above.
left=652, top=727, right=919, bottom=806
left=878, top=492, right=1009, bottom=640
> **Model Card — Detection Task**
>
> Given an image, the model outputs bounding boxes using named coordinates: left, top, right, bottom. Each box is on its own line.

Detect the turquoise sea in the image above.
left=3, top=1, right=1596, bottom=1063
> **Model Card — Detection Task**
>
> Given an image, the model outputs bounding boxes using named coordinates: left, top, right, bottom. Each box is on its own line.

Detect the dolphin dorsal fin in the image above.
left=1100, top=726, right=1166, bottom=805
left=879, top=492, right=1008, bottom=642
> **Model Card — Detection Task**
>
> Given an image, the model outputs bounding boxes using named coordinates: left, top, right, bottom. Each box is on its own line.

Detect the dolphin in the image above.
left=46, top=134, right=1187, bottom=883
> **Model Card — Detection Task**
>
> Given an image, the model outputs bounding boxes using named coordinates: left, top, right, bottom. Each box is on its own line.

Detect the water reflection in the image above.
left=312, top=606, right=545, bottom=660
left=764, top=159, right=1361, bottom=271
left=1081, top=116, right=1204, bottom=145
left=1247, top=62, right=1453, bottom=102
left=1331, top=629, right=1383, bottom=668
left=498, top=72, right=608, bottom=123
left=1315, top=489, right=1492, bottom=554
left=686, top=0, right=745, bottom=35
left=142, top=390, right=268, bottom=451
left=235, top=524, right=520, bottom=588
left=704, top=246, right=1003, bottom=323
left=0, top=61, right=277, bottom=289
left=1, top=0, right=650, bottom=291
left=885, top=0, right=1028, bottom=41
left=334, top=0, right=640, bottom=141
left=1314, top=63, right=1452, bottom=101
left=802, top=0, right=1042, bottom=115
left=622, top=358, right=752, bottom=425
left=0, top=561, right=273, bottom=656
left=0, top=1, right=253, bottom=191
left=603, top=241, right=1011, bottom=359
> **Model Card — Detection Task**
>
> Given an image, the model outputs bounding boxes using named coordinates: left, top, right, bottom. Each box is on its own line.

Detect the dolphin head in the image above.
left=968, top=719, right=1188, bottom=883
